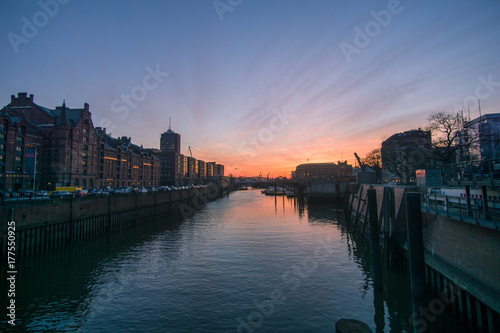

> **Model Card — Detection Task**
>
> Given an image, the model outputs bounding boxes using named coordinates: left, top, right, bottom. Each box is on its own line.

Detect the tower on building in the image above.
left=160, top=118, right=181, bottom=153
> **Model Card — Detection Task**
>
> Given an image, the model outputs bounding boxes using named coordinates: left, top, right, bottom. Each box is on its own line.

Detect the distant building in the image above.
left=209, top=162, right=224, bottom=178
left=1, top=93, right=99, bottom=190
left=294, top=162, right=353, bottom=181
left=95, top=127, right=160, bottom=188
left=1, top=92, right=223, bottom=191
left=157, top=130, right=224, bottom=185
left=198, top=160, right=206, bottom=179
left=160, top=128, right=181, bottom=153
left=381, top=129, right=432, bottom=184
left=0, top=111, right=44, bottom=191
left=1, top=93, right=160, bottom=191
left=458, top=113, right=500, bottom=162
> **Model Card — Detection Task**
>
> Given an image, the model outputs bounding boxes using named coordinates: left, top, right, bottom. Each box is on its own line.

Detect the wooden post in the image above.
left=481, top=186, right=489, bottom=220
left=465, top=185, right=472, bottom=217
left=405, top=192, right=429, bottom=333
left=368, top=189, right=383, bottom=291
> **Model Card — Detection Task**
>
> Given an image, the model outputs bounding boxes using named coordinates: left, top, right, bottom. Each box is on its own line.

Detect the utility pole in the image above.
left=32, top=148, right=37, bottom=193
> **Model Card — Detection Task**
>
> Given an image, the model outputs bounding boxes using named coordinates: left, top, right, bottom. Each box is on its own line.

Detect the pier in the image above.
left=347, top=184, right=500, bottom=332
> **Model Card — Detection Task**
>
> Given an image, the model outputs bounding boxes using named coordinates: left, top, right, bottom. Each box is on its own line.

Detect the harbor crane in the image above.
left=354, top=153, right=365, bottom=172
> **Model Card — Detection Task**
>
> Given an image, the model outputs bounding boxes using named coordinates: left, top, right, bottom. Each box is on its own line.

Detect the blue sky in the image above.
left=1, top=0, right=500, bottom=176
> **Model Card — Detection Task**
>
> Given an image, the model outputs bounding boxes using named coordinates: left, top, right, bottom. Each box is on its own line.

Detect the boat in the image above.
left=261, top=186, right=287, bottom=195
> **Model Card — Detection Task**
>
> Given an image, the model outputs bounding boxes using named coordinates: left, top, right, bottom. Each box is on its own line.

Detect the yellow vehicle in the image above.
left=55, top=186, right=82, bottom=192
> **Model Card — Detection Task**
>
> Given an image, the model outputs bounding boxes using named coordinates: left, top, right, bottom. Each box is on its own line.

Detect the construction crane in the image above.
left=188, top=146, right=193, bottom=157
left=354, top=153, right=365, bottom=172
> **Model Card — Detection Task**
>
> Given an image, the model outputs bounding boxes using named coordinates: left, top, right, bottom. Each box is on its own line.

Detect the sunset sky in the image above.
left=1, top=0, right=500, bottom=177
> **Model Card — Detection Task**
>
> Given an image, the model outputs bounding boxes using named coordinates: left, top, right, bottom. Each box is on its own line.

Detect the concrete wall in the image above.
left=423, top=215, right=500, bottom=314
left=0, top=187, right=218, bottom=231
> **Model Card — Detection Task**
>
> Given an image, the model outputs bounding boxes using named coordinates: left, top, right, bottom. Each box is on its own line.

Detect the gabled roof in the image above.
left=0, top=111, right=45, bottom=135
left=32, top=102, right=84, bottom=128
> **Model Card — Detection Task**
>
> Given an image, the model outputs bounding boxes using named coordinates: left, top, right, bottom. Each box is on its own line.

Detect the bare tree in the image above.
left=362, top=148, right=382, bottom=182
left=425, top=111, right=473, bottom=165
left=384, top=141, right=429, bottom=184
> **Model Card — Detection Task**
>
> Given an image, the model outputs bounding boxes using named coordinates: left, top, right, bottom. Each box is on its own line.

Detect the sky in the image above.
left=1, top=0, right=500, bottom=177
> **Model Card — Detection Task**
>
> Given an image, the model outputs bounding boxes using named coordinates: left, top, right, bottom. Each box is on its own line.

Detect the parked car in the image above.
left=18, top=189, right=34, bottom=197
left=88, top=189, right=99, bottom=196
left=36, top=190, right=49, bottom=197
left=113, top=188, right=125, bottom=194
left=73, top=190, right=88, bottom=197
left=7, top=191, right=20, bottom=198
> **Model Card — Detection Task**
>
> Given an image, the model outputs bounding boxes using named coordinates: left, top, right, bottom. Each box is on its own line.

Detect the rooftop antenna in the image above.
left=169, top=117, right=171, bottom=130
left=468, top=104, right=470, bottom=121
left=478, top=99, right=482, bottom=118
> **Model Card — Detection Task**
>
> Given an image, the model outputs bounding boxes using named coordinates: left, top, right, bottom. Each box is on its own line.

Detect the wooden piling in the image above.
left=405, top=192, right=429, bottom=333
left=367, top=189, right=383, bottom=291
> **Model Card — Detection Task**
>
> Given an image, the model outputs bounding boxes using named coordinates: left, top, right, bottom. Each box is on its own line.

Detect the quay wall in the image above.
left=1, top=187, right=221, bottom=257
left=347, top=184, right=500, bottom=332
left=423, top=215, right=500, bottom=314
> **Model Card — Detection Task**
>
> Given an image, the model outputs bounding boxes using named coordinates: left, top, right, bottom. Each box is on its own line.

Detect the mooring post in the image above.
left=69, top=200, right=74, bottom=243
left=107, top=196, right=111, bottom=232
left=405, top=192, right=429, bottom=333
left=367, top=189, right=383, bottom=291
left=383, top=187, right=390, bottom=268
left=135, top=194, right=139, bottom=225
left=465, top=185, right=472, bottom=217
left=481, top=185, right=489, bottom=220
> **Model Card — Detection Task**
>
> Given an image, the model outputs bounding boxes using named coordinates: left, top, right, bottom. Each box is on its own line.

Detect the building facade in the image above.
left=0, top=111, right=44, bottom=191
left=95, top=128, right=160, bottom=188
left=160, top=128, right=181, bottom=153
left=158, top=127, right=224, bottom=186
left=381, top=129, right=432, bottom=184
left=459, top=113, right=500, bottom=162
left=0, top=93, right=161, bottom=191
left=294, top=162, right=353, bottom=181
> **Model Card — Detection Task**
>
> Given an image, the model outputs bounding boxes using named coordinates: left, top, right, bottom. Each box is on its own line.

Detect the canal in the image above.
left=1, top=189, right=464, bottom=332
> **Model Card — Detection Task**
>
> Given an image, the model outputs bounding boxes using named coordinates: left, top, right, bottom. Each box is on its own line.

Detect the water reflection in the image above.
left=1, top=190, right=464, bottom=332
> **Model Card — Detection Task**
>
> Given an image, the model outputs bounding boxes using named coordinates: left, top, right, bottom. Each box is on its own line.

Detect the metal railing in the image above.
left=422, top=193, right=499, bottom=230
left=443, top=159, right=500, bottom=186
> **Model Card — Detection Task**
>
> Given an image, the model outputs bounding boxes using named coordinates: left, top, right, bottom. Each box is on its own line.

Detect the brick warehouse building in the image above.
left=0, top=92, right=160, bottom=191
left=157, top=126, right=224, bottom=186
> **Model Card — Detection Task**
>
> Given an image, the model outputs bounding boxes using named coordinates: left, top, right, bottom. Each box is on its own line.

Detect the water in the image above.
left=1, top=189, right=463, bottom=332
